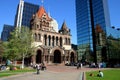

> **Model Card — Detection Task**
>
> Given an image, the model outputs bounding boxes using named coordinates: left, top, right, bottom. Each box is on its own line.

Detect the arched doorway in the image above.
left=70, top=52, right=75, bottom=63
left=53, top=50, right=61, bottom=63
left=36, top=50, right=42, bottom=64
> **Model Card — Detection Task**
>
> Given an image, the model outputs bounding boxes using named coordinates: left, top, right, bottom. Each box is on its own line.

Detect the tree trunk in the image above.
left=21, top=54, right=25, bottom=69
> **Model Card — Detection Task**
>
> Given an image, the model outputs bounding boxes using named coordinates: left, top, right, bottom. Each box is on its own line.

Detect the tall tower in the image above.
left=14, top=0, right=39, bottom=28
left=76, top=0, right=111, bottom=63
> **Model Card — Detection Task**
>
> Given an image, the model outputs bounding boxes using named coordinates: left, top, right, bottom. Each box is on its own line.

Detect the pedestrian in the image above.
left=80, top=63, right=82, bottom=68
left=97, top=70, right=103, bottom=77
left=98, top=63, right=101, bottom=68
left=36, top=64, right=40, bottom=74
left=77, top=62, right=80, bottom=69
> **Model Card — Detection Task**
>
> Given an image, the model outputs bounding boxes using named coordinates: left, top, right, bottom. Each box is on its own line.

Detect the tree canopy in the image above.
left=3, top=26, right=35, bottom=62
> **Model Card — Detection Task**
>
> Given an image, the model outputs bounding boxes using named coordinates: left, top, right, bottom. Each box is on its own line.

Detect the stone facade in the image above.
left=30, top=6, right=77, bottom=65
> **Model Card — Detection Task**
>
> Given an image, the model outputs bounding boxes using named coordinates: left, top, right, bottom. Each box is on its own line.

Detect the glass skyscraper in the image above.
left=76, top=0, right=111, bottom=63
left=1, top=24, right=14, bottom=41
left=14, top=0, right=39, bottom=27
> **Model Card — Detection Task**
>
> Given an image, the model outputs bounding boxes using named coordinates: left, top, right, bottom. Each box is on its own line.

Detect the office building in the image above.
left=1, top=24, right=14, bottom=41
left=76, top=0, right=111, bottom=63
left=14, top=0, right=39, bottom=27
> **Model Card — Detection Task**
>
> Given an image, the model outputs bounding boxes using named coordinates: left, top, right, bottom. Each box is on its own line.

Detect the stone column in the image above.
left=54, top=38, right=56, bottom=46
left=63, top=55, right=65, bottom=64
left=48, top=55, right=50, bottom=63
left=52, top=37, right=54, bottom=47
left=42, top=55, right=44, bottom=63
left=64, top=55, right=66, bottom=63
left=50, top=37, right=52, bottom=46
left=58, top=38, right=60, bottom=46
left=68, top=53, right=70, bottom=63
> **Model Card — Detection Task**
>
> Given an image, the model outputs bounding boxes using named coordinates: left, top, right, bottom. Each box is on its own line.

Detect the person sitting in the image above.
left=97, top=70, right=103, bottom=77
left=41, top=63, right=46, bottom=70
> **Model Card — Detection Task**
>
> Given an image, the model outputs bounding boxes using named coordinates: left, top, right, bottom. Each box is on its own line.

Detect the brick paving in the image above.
left=0, top=65, right=109, bottom=80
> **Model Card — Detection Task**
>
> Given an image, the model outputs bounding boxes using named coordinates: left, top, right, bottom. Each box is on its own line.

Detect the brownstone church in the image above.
left=30, top=6, right=77, bottom=65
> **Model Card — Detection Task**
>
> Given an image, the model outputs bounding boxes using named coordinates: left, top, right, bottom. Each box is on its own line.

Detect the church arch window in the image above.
left=60, top=37, right=62, bottom=47
left=44, top=35, right=47, bottom=46
left=68, top=38, right=71, bottom=45
left=43, top=21, right=45, bottom=26
left=47, top=22, right=49, bottom=27
left=37, top=24, right=39, bottom=29
left=65, top=38, right=67, bottom=45
left=56, top=37, right=58, bottom=46
left=38, top=34, right=41, bottom=41
left=52, top=36, right=55, bottom=46
left=48, top=35, right=51, bottom=46
left=34, top=33, right=37, bottom=41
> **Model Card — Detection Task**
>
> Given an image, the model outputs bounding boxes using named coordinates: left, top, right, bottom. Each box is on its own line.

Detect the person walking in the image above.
left=77, top=62, right=80, bottom=69
left=36, top=64, right=40, bottom=74
left=80, top=63, right=82, bottom=68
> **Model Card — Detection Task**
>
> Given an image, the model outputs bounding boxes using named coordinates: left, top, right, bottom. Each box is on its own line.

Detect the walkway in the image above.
left=0, top=65, right=107, bottom=80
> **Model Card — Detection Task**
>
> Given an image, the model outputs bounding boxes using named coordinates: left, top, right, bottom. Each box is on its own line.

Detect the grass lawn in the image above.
left=0, top=68, right=36, bottom=78
left=86, top=68, right=120, bottom=80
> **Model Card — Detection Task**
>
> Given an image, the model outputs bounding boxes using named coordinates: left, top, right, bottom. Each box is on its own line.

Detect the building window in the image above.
left=38, top=34, right=41, bottom=41
left=65, top=38, right=67, bottom=45
left=34, top=33, right=37, bottom=41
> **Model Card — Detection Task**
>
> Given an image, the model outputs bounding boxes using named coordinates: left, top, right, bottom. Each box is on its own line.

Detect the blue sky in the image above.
left=0, top=0, right=120, bottom=44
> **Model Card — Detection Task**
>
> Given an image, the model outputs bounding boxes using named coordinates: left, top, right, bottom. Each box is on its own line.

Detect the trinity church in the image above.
left=30, top=6, right=77, bottom=65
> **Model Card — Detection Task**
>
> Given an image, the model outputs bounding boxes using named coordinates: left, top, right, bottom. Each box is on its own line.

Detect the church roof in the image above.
left=37, top=6, right=50, bottom=20
left=61, top=21, right=68, bottom=31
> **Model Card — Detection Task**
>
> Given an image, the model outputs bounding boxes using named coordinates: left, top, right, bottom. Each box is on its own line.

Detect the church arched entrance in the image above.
left=53, top=50, right=61, bottom=63
left=36, top=50, right=42, bottom=64
left=70, top=52, right=75, bottom=63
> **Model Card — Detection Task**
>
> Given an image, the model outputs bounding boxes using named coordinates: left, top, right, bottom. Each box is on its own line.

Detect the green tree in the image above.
left=3, top=29, right=20, bottom=61
left=3, top=26, right=35, bottom=68
left=107, top=36, right=120, bottom=62
left=18, top=26, right=35, bottom=68
left=0, top=40, right=4, bottom=63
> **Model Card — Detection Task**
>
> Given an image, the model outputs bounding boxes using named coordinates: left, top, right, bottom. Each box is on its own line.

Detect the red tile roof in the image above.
left=37, top=6, right=50, bottom=20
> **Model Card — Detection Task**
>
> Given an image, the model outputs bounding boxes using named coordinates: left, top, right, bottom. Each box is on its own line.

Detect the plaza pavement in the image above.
left=0, top=65, right=107, bottom=80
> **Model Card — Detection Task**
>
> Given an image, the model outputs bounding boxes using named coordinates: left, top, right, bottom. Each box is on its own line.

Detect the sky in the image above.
left=0, top=0, right=120, bottom=44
